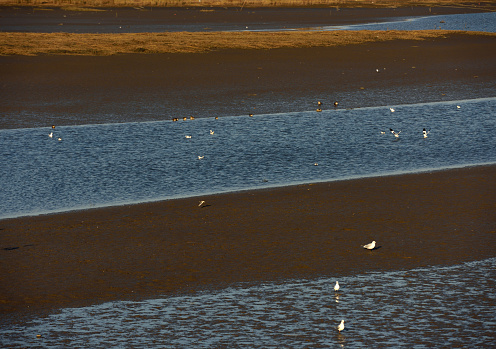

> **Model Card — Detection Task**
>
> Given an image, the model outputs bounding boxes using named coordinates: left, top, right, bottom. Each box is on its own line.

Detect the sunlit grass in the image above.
left=1, top=30, right=495, bottom=56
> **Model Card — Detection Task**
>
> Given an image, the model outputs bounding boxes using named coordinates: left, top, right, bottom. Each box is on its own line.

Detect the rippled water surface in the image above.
left=2, top=258, right=495, bottom=348
left=324, top=12, right=496, bottom=32
left=1, top=97, right=495, bottom=219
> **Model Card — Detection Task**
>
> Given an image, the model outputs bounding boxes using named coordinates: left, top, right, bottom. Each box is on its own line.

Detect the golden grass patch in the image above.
left=1, top=30, right=495, bottom=56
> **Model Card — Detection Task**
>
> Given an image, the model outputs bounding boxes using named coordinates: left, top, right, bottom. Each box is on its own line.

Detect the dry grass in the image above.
left=1, top=30, right=495, bottom=56
left=1, top=0, right=495, bottom=9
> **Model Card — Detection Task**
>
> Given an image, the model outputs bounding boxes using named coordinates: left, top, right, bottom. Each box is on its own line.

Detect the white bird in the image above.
left=48, top=132, right=53, bottom=138
left=390, top=128, right=401, bottom=138
left=362, top=241, right=376, bottom=250
left=198, top=156, right=204, bottom=160
left=380, top=131, right=386, bottom=134
left=337, top=320, right=345, bottom=332
left=210, top=130, right=214, bottom=135
left=57, top=137, right=62, bottom=141
left=198, top=200, right=205, bottom=207
left=423, top=128, right=430, bottom=138
left=334, top=281, right=340, bottom=292
left=185, top=135, right=192, bottom=139
left=389, top=107, right=395, bottom=112
left=457, top=105, right=461, bottom=109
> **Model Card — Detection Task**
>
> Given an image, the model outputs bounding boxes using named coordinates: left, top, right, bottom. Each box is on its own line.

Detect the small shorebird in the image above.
left=172, top=118, right=178, bottom=122
left=190, top=116, right=195, bottom=120
left=318, top=101, right=323, bottom=107
left=334, top=281, right=340, bottom=292
left=389, top=107, right=395, bottom=112
left=52, top=125, right=55, bottom=129
left=390, top=128, right=401, bottom=138
left=334, top=101, right=338, bottom=107
left=48, top=132, right=53, bottom=138
left=337, top=320, right=345, bottom=332
left=316, top=108, right=322, bottom=112
left=423, top=128, right=430, bottom=138
left=183, top=117, right=187, bottom=121
left=362, top=241, right=376, bottom=250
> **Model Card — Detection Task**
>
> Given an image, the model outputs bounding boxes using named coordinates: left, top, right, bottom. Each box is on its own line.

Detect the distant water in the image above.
left=1, top=11, right=495, bottom=33
left=1, top=97, right=495, bottom=219
left=321, top=12, right=496, bottom=32
left=2, top=257, right=495, bottom=348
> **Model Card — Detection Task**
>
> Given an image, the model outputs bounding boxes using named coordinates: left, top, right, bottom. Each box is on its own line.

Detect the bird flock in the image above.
left=335, top=240, right=377, bottom=333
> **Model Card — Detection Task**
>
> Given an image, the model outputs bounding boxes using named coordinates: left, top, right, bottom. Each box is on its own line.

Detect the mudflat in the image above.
left=0, top=5, right=495, bottom=319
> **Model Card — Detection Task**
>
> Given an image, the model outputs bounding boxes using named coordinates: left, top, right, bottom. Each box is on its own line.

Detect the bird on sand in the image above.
left=337, top=320, right=345, bottom=332
left=423, top=128, right=430, bottom=138
left=362, top=241, right=376, bottom=250
left=390, top=128, right=401, bottom=138
left=334, top=281, right=340, bottom=292
left=198, top=200, right=205, bottom=207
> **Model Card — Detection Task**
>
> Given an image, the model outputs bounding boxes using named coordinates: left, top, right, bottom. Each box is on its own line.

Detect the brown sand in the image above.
left=1, top=165, right=495, bottom=317
left=1, top=32, right=496, bottom=129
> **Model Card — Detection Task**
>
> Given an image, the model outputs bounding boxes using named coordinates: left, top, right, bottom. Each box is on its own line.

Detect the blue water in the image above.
left=321, top=12, right=496, bottom=32
left=1, top=97, right=495, bottom=220
left=2, top=257, right=495, bottom=348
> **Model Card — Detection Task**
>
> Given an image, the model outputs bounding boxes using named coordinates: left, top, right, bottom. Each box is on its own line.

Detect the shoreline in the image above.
left=1, top=164, right=495, bottom=318
left=1, top=161, right=494, bottom=221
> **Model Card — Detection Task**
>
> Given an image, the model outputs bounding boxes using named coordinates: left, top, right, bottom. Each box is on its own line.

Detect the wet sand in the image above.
left=1, top=32, right=496, bottom=129
left=1, top=165, right=495, bottom=318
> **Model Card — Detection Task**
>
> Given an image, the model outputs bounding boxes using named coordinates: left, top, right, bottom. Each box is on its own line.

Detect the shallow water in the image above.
left=1, top=97, right=495, bottom=219
left=322, top=12, right=496, bottom=32
left=1, top=258, right=494, bottom=348
left=1, top=10, right=494, bottom=33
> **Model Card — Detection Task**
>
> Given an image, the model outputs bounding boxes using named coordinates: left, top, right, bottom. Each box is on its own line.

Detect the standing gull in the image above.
left=334, top=281, right=340, bottom=292
left=337, top=320, right=345, bottom=332
left=362, top=241, right=376, bottom=250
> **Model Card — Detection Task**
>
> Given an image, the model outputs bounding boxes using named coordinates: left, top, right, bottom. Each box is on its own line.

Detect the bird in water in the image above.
left=423, top=128, right=430, bottom=138
left=390, top=128, right=401, bottom=138
left=337, top=320, right=345, bottom=332
left=334, top=281, right=340, bottom=292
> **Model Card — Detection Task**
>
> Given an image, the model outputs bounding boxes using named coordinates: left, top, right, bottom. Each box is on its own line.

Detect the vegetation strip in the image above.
left=2, top=30, right=495, bottom=56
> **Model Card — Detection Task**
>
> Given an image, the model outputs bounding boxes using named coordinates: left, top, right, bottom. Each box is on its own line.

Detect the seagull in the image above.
left=334, top=281, right=340, bottom=292
left=337, top=320, right=345, bottom=332
left=198, top=200, right=205, bottom=207
left=57, top=137, right=62, bottom=141
left=210, top=130, right=214, bottom=135
left=423, top=128, right=430, bottom=138
left=334, top=101, right=338, bottom=107
left=380, top=131, right=386, bottom=134
left=390, top=128, right=401, bottom=138
left=362, top=241, right=376, bottom=250
left=185, top=135, right=192, bottom=139
left=390, top=107, right=395, bottom=112
left=48, top=132, right=53, bottom=138
left=457, top=105, right=461, bottom=109
left=198, top=156, right=204, bottom=160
